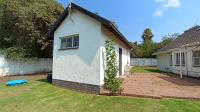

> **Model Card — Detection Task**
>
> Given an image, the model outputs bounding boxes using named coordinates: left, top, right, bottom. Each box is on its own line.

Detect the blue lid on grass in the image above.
left=6, top=80, right=28, bottom=86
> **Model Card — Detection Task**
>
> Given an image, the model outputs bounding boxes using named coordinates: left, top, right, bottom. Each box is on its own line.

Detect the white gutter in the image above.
left=153, top=48, right=179, bottom=55
left=154, top=42, right=200, bottom=55
left=180, top=42, right=200, bottom=48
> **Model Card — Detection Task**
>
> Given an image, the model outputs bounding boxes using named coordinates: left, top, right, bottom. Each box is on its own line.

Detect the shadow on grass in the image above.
left=36, top=79, right=51, bottom=84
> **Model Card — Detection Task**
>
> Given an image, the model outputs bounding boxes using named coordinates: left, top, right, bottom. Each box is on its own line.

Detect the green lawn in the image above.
left=130, top=66, right=162, bottom=74
left=0, top=80, right=200, bottom=112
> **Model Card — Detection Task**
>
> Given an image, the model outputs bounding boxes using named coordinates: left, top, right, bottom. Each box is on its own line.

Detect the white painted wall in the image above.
left=157, top=46, right=200, bottom=77
left=157, top=53, right=172, bottom=72
left=131, top=58, right=157, bottom=66
left=53, top=10, right=102, bottom=86
left=0, top=56, right=52, bottom=77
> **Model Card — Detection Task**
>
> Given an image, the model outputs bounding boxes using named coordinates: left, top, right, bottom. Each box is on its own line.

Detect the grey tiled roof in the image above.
left=155, top=26, right=200, bottom=54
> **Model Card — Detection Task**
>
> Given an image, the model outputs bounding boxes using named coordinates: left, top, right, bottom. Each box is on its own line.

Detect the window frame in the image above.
left=59, top=34, right=79, bottom=50
left=174, top=52, right=185, bottom=66
left=192, top=50, right=200, bottom=67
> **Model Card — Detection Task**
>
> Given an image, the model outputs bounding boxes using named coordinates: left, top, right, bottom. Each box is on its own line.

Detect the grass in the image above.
left=0, top=79, right=200, bottom=112
left=130, top=66, right=162, bottom=74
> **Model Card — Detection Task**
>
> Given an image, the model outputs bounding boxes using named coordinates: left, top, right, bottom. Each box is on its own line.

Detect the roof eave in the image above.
left=154, top=42, right=200, bottom=55
left=45, top=3, right=132, bottom=49
left=153, top=48, right=178, bottom=55
left=108, top=24, right=132, bottom=49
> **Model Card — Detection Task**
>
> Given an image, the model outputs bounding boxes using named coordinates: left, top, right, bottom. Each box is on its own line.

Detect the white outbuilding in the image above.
left=46, top=3, right=131, bottom=94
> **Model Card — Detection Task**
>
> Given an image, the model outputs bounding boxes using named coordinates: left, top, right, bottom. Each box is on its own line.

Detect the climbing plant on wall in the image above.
left=104, top=40, right=123, bottom=94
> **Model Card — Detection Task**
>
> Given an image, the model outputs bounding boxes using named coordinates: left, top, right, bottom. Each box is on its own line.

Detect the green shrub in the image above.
left=4, top=47, right=28, bottom=60
left=105, top=78, right=123, bottom=94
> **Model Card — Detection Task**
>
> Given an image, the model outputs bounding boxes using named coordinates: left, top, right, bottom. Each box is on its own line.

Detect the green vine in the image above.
left=104, top=40, right=123, bottom=94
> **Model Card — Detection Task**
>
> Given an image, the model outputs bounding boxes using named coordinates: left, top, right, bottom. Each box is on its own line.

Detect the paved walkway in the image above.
left=122, top=73, right=200, bottom=99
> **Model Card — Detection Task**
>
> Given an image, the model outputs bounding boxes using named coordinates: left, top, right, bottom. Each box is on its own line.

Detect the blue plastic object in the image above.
left=6, top=80, right=28, bottom=86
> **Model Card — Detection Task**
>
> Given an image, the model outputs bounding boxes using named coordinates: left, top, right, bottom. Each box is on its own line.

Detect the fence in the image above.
left=0, top=56, right=52, bottom=77
left=130, top=58, right=157, bottom=66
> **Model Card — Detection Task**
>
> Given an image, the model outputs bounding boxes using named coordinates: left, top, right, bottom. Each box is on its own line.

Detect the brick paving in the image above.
left=122, top=73, right=200, bottom=99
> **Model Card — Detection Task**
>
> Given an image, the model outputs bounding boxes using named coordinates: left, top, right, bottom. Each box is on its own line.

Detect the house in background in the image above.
left=154, top=26, right=200, bottom=78
left=46, top=3, right=131, bottom=94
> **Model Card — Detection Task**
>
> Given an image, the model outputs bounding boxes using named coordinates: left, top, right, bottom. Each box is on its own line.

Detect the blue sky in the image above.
left=57, top=0, right=200, bottom=43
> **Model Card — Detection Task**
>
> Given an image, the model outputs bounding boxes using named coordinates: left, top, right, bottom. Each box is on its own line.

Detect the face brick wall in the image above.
left=52, top=79, right=100, bottom=94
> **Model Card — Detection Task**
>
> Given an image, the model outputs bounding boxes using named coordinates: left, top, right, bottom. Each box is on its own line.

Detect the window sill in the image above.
left=58, top=47, right=79, bottom=51
left=174, top=65, right=185, bottom=67
left=193, top=65, right=200, bottom=67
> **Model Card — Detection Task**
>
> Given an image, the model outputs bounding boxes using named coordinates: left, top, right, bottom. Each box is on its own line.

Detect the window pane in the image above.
left=193, top=51, right=200, bottom=57
left=61, top=38, right=67, bottom=49
left=193, top=58, right=200, bottom=66
left=170, top=54, right=172, bottom=66
left=66, top=37, right=73, bottom=48
left=192, top=50, right=200, bottom=66
left=73, top=36, right=79, bottom=47
left=181, top=53, right=185, bottom=65
left=175, top=53, right=180, bottom=65
left=193, top=51, right=197, bottom=57
left=73, top=42, right=79, bottom=47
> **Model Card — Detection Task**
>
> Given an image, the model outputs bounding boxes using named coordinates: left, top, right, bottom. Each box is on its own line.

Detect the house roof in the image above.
left=154, top=26, right=200, bottom=55
left=46, top=3, right=132, bottom=49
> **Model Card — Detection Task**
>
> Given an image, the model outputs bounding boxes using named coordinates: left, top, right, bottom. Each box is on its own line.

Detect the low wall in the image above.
left=0, top=56, right=52, bottom=77
left=131, top=58, right=157, bottom=66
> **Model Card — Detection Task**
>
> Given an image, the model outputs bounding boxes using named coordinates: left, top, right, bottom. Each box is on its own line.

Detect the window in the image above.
left=192, top=50, right=200, bottom=66
left=181, top=52, right=185, bottom=66
left=170, top=54, right=172, bottom=66
left=175, top=52, right=185, bottom=66
left=60, top=35, right=79, bottom=49
left=175, top=53, right=180, bottom=65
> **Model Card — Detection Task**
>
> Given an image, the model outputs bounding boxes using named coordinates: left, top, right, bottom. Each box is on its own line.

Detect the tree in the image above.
left=160, top=33, right=179, bottom=47
left=104, top=40, right=122, bottom=94
left=130, top=28, right=179, bottom=58
left=129, top=42, right=142, bottom=58
left=0, top=0, right=64, bottom=60
left=142, top=28, right=154, bottom=41
left=139, top=28, right=158, bottom=58
left=139, top=41, right=159, bottom=58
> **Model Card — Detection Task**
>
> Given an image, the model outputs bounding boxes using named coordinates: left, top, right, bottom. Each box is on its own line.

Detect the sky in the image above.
left=57, top=0, right=200, bottom=43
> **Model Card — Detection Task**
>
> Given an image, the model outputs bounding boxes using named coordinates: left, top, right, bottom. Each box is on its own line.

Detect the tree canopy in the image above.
left=160, top=33, right=179, bottom=47
left=142, top=28, right=154, bottom=41
left=139, top=28, right=158, bottom=58
left=0, top=0, right=64, bottom=60
left=131, top=28, right=178, bottom=58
